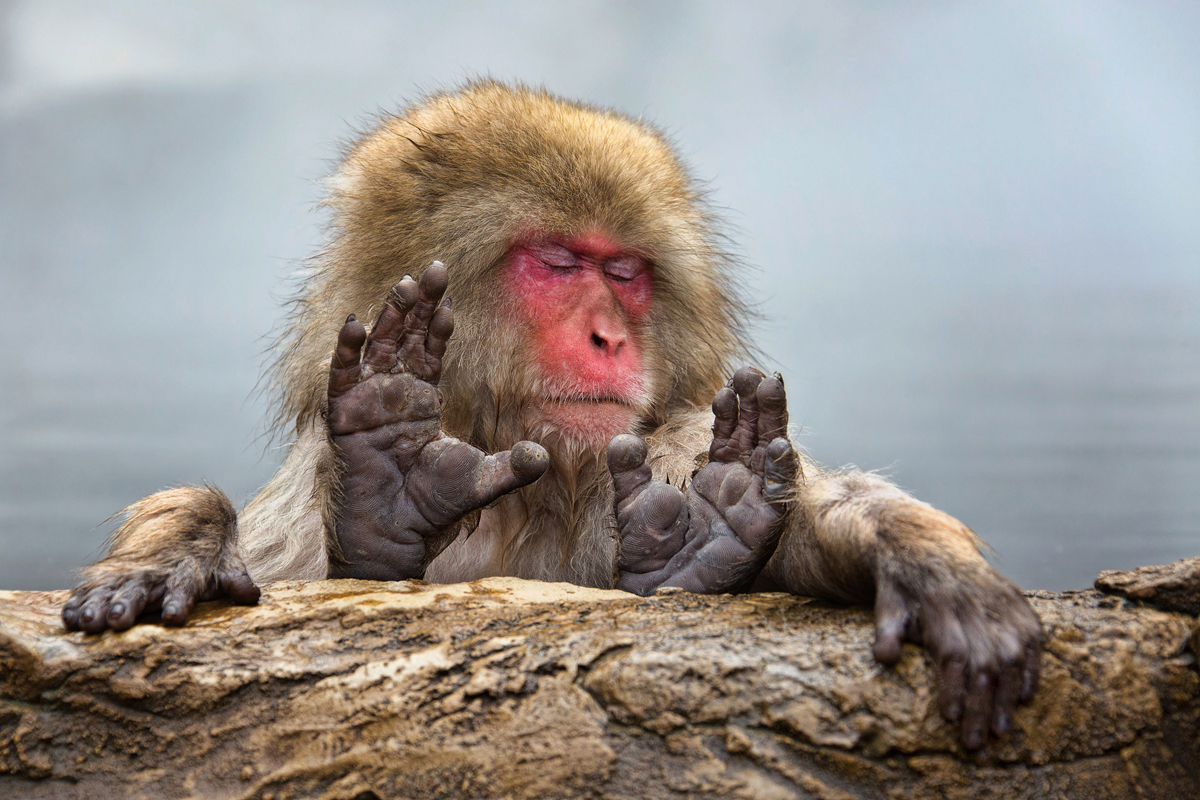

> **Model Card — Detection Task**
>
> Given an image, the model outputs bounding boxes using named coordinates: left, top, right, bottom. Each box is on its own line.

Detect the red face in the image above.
left=505, top=232, right=653, bottom=446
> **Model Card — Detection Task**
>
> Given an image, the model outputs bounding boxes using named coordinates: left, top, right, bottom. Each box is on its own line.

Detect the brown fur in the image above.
left=79, top=80, right=983, bottom=597
left=68, top=82, right=1040, bottom=750
left=276, top=80, right=749, bottom=434
left=76, top=486, right=237, bottom=594
left=268, top=80, right=752, bottom=578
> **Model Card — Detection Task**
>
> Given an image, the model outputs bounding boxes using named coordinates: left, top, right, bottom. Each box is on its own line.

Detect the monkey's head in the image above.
left=280, top=81, right=750, bottom=457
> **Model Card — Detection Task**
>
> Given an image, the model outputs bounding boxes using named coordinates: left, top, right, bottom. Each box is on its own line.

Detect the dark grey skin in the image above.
left=327, top=263, right=550, bottom=579
left=61, top=500, right=259, bottom=633
left=61, top=558, right=259, bottom=633
left=864, top=541, right=1040, bottom=749
left=328, top=266, right=1038, bottom=753
left=64, top=261, right=1037, bottom=752
left=607, top=369, right=799, bottom=596
left=327, top=263, right=795, bottom=586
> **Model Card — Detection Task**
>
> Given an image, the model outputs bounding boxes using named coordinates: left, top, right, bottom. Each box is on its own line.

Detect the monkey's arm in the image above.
left=608, top=368, right=1042, bottom=751
left=326, top=263, right=549, bottom=580
left=62, top=487, right=260, bottom=632
left=759, top=474, right=1043, bottom=750
left=607, top=367, right=799, bottom=596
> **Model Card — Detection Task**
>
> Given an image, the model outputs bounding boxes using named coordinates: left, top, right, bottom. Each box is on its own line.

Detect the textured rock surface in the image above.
left=1, top=578, right=1198, bottom=799
left=1097, top=557, right=1200, bottom=616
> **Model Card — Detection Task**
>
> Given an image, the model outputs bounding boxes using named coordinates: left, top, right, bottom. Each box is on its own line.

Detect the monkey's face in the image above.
left=504, top=232, right=655, bottom=449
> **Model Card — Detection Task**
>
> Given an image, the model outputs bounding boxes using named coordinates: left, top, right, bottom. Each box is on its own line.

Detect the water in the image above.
left=2, top=1, right=1198, bottom=592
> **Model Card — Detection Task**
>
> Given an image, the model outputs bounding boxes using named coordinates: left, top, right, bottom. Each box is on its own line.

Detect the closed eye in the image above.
left=604, top=256, right=644, bottom=281
left=529, top=242, right=578, bottom=269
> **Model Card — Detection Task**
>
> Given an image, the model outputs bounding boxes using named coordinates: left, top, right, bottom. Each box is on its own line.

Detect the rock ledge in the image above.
left=2, top=578, right=1198, bottom=799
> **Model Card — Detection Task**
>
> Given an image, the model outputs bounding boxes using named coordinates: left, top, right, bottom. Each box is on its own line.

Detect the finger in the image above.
left=400, top=262, right=449, bottom=379
left=394, top=273, right=420, bottom=309
left=607, top=433, right=648, bottom=473
left=939, top=654, right=968, bottom=724
left=960, top=667, right=995, bottom=750
left=992, top=642, right=1023, bottom=737
left=467, top=441, right=550, bottom=508
left=328, top=315, right=367, bottom=397
left=872, top=580, right=910, bottom=665
left=425, top=298, right=454, bottom=365
left=1020, top=638, right=1041, bottom=702
left=753, top=374, right=788, bottom=470
left=763, top=438, right=799, bottom=507
left=217, top=552, right=261, bottom=606
left=930, top=612, right=969, bottom=723
left=217, top=571, right=260, bottom=606
left=608, top=434, right=654, bottom=499
left=408, top=262, right=448, bottom=329
left=106, top=575, right=152, bottom=631
left=730, top=367, right=765, bottom=460
left=362, top=276, right=417, bottom=370
left=77, top=585, right=116, bottom=634
left=630, top=482, right=686, bottom=534
left=160, top=558, right=205, bottom=627
left=62, top=588, right=87, bottom=631
left=708, top=388, right=739, bottom=463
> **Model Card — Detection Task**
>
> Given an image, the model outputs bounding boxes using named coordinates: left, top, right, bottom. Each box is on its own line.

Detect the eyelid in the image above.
left=530, top=243, right=577, bottom=268
left=604, top=256, right=643, bottom=281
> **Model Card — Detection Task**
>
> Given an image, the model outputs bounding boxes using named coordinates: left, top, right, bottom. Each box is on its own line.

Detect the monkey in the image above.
left=60, top=81, right=1042, bottom=751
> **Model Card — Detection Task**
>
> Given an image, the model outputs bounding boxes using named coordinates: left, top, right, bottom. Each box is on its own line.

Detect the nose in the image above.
left=576, top=271, right=629, bottom=360
left=590, top=322, right=626, bottom=358
left=586, top=289, right=630, bottom=360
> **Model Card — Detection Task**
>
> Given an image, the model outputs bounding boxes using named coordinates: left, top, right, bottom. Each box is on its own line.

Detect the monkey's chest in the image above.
left=422, top=509, right=616, bottom=589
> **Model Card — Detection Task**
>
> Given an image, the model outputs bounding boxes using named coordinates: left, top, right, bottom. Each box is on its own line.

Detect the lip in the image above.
left=544, top=394, right=634, bottom=406
left=538, top=377, right=648, bottom=409
left=535, top=398, right=639, bottom=444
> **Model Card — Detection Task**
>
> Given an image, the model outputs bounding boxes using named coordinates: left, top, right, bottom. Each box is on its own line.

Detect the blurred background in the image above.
left=1, top=1, right=1197, bottom=592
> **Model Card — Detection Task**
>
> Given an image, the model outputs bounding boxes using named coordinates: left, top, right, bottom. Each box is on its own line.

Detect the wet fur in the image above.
left=247, top=81, right=752, bottom=583
left=84, top=81, right=981, bottom=596
left=69, top=81, right=1042, bottom=752
left=75, top=486, right=241, bottom=601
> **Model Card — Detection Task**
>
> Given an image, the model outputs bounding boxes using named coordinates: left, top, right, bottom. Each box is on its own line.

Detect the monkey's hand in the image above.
left=869, top=519, right=1043, bottom=750
left=608, top=367, right=798, bottom=595
left=761, top=467, right=1043, bottom=750
left=62, top=486, right=260, bottom=633
left=326, top=262, right=549, bottom=581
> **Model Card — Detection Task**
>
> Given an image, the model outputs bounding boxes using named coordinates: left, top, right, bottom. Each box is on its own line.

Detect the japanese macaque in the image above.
left=61, top=81, right=1042, bottom=750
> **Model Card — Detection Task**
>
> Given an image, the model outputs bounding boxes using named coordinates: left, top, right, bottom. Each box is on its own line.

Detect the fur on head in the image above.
left=273, top=80, right=751, bottom=449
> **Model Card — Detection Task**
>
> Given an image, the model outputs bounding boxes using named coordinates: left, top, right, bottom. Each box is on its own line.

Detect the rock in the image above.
left=1, top=578, right=1197, bottom=799
left=1097, top=557, right=1200, bottom=616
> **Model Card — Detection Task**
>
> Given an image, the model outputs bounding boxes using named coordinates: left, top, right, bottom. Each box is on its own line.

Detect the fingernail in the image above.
left=995, top=711, right=1010, bottom=735
left=162, top=604, right=178, bottom=618
left=109, top=603, right=125, bottom=618
left=346, top=314, right=356, bottom=323
left=441, top=297, right=452, bottom=309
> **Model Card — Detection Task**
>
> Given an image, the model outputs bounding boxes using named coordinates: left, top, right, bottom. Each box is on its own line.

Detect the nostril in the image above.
left=591, top=332, right=606, bottom=350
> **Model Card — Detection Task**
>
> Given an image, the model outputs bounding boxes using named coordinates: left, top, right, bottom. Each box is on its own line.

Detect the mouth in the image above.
left=545, top=391, right=635, bottom=406
left=535, top=397, right=640, bottom=445
left=538, top=376, right=649, bottom=409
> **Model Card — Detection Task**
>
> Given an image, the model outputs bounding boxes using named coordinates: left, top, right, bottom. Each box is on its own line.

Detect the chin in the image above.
left=536, top=400, right=638, bottom=449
